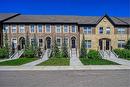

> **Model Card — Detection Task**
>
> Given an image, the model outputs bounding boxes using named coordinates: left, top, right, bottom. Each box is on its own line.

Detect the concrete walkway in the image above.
left=21, top=50, right=49, bottom=66
left=104, top=57, right=130, bottom=66
left=70, top=49, right=83, bottom=66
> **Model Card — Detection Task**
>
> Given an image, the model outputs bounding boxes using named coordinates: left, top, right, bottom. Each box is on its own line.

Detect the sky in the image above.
left=0, top=0, right=130, bottom=17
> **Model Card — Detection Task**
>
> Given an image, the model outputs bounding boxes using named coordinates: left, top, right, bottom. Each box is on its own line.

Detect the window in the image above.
left=106, top=27, right=110, bottom=34
left=56, top=37, right=62, bottom=46
left=56, top=25, right=61, bottom=33
left=72, top=25, right=76, bottom=32
left=117, top=28, right=125, bottom=34
left=39, top=39, right=43, bottom=47
left=118, top=40, right=125, bottom=48
left=12, top=25, right=17, bottom=33
left=37, top=24, right=42, bottom=32
left=3, top=25, right=9, bottom=33
left=99, top=27, right=103, bottom=34
left=84, top=27, right=92, bottom=34
left=19, top=25, right=25, bottom=33
left=64, top=37, right=68, bottom=45
left=45, top=24, right=51, bottom=33
left=30, top=24, right=35, bottom=33
left=85, top=40, right=91, bottom=48
left=31, top=39, right=34, bottom=45
left=64, top=25, right=69, bottom=32
left=12, top=38, right=17, bottom=48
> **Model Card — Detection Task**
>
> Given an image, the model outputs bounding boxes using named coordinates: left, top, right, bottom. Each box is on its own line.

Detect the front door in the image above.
left=106, top=40, right=110, bottom=50
left=47, top=38, right=51, bottom=49
left=72, top=39, right=75, bottom=48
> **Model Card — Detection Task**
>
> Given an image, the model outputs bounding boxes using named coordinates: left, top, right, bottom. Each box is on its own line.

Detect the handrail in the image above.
left=99, top=50, right=104, bottom=58
left=112, top=50, right=119, bottom=58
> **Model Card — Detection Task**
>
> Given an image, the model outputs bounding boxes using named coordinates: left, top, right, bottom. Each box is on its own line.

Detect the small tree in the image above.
left=4, top=31, right=9, bottom=58
left=62, top=38, right=69, bottom=58
left=25, top=31, right=30, bottom=50
left=52, top=40, right=61, bottom=58
left=80, top=34, right=87, bottom=58
left=11, top=42, right=15, bottom=54
left=125, top=39, right=130, bottom=50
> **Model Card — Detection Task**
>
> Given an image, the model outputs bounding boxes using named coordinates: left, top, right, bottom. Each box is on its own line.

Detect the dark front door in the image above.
left=47, top=39, right=51, bottom=48
left=106, top=40, right=110, bottom=50
left=72, top=39, right=76, bottom=48
left=99, top=40, right=103, bottom=50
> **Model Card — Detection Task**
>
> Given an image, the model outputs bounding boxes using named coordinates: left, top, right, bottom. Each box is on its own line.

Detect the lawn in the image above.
left=37, top=58, right=69, bottom=66
left=0, top=58, right=38, bottom=66
left=80, top=58, right=119, bottom=65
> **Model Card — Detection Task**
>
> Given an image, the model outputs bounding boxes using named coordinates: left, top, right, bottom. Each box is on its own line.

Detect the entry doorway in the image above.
left=46, top=37, right=51, bottom=49
left=71, top=37, right=76, bottom=48
left=99, top=38, right=111, bottom=50
left=19, top=37, right=25, bottom=49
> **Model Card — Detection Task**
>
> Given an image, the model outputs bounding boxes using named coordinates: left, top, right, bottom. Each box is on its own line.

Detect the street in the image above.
left=0, top=70, right=130, bottom=87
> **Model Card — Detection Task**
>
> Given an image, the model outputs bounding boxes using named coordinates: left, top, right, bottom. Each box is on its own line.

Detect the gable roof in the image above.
left=0, top=13, right=20, bottom=22
left=3, top=14, right=130, bottom=26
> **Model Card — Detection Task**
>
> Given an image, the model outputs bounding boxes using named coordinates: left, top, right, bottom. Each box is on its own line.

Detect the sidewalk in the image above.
left=0, top=65, right=129, bottom=71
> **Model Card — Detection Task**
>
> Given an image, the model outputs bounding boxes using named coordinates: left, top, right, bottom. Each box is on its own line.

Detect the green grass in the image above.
left=37, top=58, right=69, bottom=66
left=80, top=58, right=119, bottom=65
left=0, top=58, right=38, bottom=66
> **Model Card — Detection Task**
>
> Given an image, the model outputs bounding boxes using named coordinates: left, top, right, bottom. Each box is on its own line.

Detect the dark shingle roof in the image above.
left=3, top=14, right=130, bottom=26
left=0, top=13, right=19, bottom=22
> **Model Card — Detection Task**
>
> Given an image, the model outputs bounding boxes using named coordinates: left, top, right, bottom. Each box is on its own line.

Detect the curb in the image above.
left=0, top=65, right=130, bottom=71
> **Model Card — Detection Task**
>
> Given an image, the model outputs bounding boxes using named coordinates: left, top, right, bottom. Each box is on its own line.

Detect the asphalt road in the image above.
left=0, top=70, right=130, bottom=87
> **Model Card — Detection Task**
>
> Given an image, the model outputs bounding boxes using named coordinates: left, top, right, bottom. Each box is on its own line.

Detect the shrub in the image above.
left=87, top=50, right=101, bottom=59
left=24, top=49, right=35, bottom=58
left=114, top=49, right=130, bottom=58
left=0, top=48, right=8, bottom=58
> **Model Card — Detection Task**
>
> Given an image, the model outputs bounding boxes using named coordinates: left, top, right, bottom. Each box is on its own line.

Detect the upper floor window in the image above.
left=118, top=40, right=125, bottom=48
left=99, top=27, right=103, bottom=34
left=85, top=40, right=91, bottom=48
left=30, top=24, right=35, bottom=33
left=84, top=27, right=92, bottom=34
left=3, top=25, right=9, bottom=33
left=19, top=25, right=25, bottom=33
left=12, top=25, right=17, bottom=33
left=56, top=25, right=61, bottom=33
left=64, top=25, right=69, bottom=33
left=106, top=27, right=110, bottom=34
left=117, top=28, right=125, bottom=34
left=37, top=24, right=42, bottom=32
left=72, top=25, right=76, bottom=32
left=45, top=24, right=51, bottom=33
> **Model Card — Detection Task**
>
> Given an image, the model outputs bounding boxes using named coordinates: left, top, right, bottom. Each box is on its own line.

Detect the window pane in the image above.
left=99, top=27, right=103, bottom=34
left=106, top=27, right=110, bottom=34
left=46, top=24, right=51, bottom=32
left=64, top=25, right=68, bottom=32
left=39, top=39, right=43, bottom=47
left=85, top=40, right=91, bottom=48
left=38, top=24, right=42, bottom=32
left=72, top=25, right=76, bottom=32
left=56, top=25, right=61, bottom=33
left=12, top=25, right=16, bottom=33
left=30, top=24, right=35, bottom=32
left=57, top=38, right=61, bottom=46
left=3, top=25, right=9, bottom=33
left=19, top=25, right=25, bottom=33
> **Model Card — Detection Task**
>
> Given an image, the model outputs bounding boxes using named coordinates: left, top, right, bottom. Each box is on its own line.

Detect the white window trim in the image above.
left=11, top=25, right=17, bottom=33
left=83, top=27, right=92, bottom=34
left=3, top=25, right=9, bottom=33
left=71, top=25, right=77, bottom=33
left=55, top=25, right=62, bottom=33
left=56, top=37, right=62, bottom=47
left=38, top=38, right=43, bottom=47
left=29, top=24, right=35, bottom=33
left=63, top=25, right=69, bottom=33
left=11, top=38, right=17, bottom=48
left=117, top=28, right=126, bottom=34
left=85, top=40, right=92, bottom=48
left=45, top=24, right=51, bottom=33
left=19, top=25, right=25, bottom=33
left=37, top=24, right=43, bottom=33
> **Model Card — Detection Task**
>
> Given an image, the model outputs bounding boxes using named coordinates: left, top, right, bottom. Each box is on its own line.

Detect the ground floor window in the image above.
left=31, top=39, right=34, bottom=45
left=12, top=39, right=17, bottom=48
left=85, top=40, right=91, bottom=48
left=39, top=39, right=43, bottom=47
left=56, top=37, right=62, bottom=47
left=118, top=40, right=125, bottom=48
left=64, top=37, right=68, bottom=46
